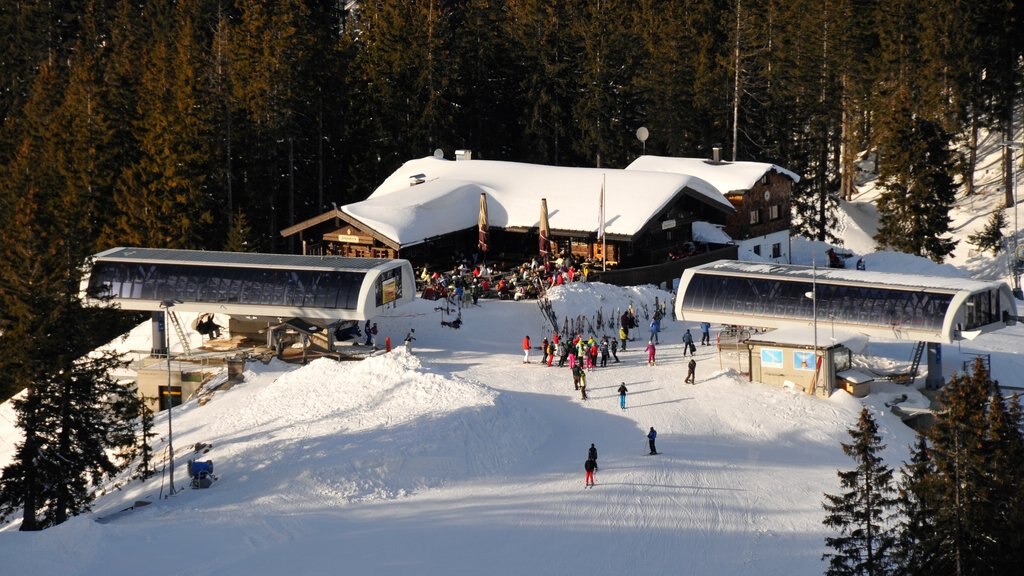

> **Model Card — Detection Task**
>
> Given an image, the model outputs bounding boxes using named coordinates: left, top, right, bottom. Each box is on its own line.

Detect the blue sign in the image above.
left=794, top=351, right=816, bottom=371
left=761, top=348, right=783, bottom=368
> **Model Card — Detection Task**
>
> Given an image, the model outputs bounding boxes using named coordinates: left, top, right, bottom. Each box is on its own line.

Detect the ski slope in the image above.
left=2, top=264, right=1022, bottom=575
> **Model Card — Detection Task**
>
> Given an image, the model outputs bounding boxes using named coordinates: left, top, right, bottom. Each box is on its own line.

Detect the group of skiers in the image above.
left=524, top=316, right=708, bottom=399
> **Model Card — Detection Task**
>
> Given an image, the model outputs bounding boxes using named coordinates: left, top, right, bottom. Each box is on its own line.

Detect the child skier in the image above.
left=645, top=340, right=657, bottom=366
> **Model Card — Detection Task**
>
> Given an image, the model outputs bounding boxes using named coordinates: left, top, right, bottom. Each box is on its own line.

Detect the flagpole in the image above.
left=601, top=174, right=607, bottom=272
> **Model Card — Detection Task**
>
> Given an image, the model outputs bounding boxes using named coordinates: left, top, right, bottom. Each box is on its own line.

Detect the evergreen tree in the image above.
left=104, top=2, right=215, bottom=249
left=132, top=399, right=158, bottom=480
left=822, top=407, right=899, bottom=576
left=981, top=384, right=1024, bottom=575
left=893, top=437, right=940, bottom=576
left=967, top=210, right=1008, bottom=256
left=567, top=0, right=640, bottom=168
left=873, top=99, right=958, bottom=262
left=224, top=209, right=255, bottom=253
left=914, top=361, right=997, bottom=575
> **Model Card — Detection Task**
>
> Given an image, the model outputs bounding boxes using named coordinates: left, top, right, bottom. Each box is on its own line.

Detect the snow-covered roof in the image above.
left=748, top=326, right=870, bottom=353
left=692, top=221, right=733, bottom=244
left=342, top=157, right=734, bottom=249
left=626, top=155, right=800, bottom=194
left=699, top=260, right=1002, bottom=293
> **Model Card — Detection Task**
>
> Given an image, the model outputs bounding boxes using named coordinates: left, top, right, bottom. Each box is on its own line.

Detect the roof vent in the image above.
left=712, top=146, right=721, bottom=163
left=409, top=173, right=426, bottom=186
left=455, top=149, right=473, bottom=161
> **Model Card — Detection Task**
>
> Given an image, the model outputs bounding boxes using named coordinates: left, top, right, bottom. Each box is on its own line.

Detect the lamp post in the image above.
left=805, top=258, right=820, bottom=395
left=160, top=299, right=178, bottom=496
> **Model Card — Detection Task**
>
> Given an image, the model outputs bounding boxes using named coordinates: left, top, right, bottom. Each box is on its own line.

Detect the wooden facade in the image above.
left=722, top=171, right=793, bottom=241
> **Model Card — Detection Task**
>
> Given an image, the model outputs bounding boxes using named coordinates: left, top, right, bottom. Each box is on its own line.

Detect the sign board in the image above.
left=661, top=219, right=676, bottom=230
left=760, top=348, right=783, bottom=368
left=794, top=351, right=816, bottom=371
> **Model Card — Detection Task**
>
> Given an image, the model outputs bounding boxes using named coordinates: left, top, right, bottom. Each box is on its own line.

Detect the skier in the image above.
left=588, top=443, right=598, bottom=469
left=584, top=457, right=597, bottom=488
left=649, top=316, right=661, bottom=344
left=600, top=337, right=610, bottom=368
left=558, top=341, right=570, bottom=367
left=579, top=369, right=588, bottom=400
left=700, top=322, right=711, bottom=346
left=523, top=335, right=531, bottom=363
left=610, top=337, right=620, bottom=363
left=618, top=382, right=628, bottom=410
left=404, top=329, right=416, bottom=354
left=541, top=337, right=550, bottom=365
left=686, top=358, right=696, bottom=384
left=647, top=427, right=658, bottom=455
left=363, top=319, right=373, bottom=346
left=369, top=323, right=379, bottom=349
left=645, top=340, right=657, bottom=366
left=572, top=362, right=583, bottom=391
left=682, top=329, right=694, bottom=357
left=619, top=326, right=628, bottom=352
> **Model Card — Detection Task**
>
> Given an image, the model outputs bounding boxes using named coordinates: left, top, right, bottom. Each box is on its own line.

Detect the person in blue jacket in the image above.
left=649, top=316, right=661, bottom=344
left=700, top=322, right=711, bottom=346
left=682, top=329, right=694, bottom=356
left=647, top=427, right=657, bottom=455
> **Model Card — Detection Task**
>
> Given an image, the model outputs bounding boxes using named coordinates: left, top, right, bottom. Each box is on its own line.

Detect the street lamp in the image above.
left=160, top=298, right=180, bottom=496
left=805, top=258, right=821, bottom=395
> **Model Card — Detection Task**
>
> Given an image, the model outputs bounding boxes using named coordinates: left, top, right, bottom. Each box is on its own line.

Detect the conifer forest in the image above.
left=2, top=0, right=1021, bottom=259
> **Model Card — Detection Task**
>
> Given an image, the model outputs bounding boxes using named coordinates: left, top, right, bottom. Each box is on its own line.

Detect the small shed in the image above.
left=746, top=326, right=869, bottom=397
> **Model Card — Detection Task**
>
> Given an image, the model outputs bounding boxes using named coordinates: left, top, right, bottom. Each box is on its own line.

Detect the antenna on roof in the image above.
left=636, top=126, right=649, bottom=157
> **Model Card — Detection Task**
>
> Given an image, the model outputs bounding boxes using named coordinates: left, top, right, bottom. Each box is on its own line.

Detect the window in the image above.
left=771, top=243, right=782, bottom=258
left=769, top=204, right=781, bottom=220
left=752, top=245, right=761, bottom=256
left=749, top=209, right=760, bottom=225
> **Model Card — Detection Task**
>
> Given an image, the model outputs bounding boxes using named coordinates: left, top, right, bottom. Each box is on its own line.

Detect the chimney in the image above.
left=455, top=149, right=473, bottom=161
left=712, top=146, right=721, bottom=163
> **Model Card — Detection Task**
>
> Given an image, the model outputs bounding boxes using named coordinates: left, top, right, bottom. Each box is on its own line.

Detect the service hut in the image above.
left=746, top=326, right=869, bottom=397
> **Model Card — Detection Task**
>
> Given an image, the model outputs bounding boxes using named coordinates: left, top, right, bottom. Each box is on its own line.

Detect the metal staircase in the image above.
left=167, top=310, right=192, bottom=358
left=908, top=341, right=926, bottom=380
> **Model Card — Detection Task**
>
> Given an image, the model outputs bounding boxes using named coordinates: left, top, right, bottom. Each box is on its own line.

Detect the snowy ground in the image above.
left=1, top=263, right=1022, bottom=575
left=1, top=134, right=1022, bottom=574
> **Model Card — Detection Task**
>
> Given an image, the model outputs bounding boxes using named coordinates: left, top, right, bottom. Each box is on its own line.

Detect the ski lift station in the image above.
left=675, top=260, right=1019, bottom=396
left=83, top=247, right=415, bottom=351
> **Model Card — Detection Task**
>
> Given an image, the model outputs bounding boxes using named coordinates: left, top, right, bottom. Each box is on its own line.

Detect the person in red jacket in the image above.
left=523, top=335, right=531, bottom=363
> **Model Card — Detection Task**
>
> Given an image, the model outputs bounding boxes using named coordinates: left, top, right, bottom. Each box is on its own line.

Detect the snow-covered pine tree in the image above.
left=822, top=407, right=899, bottom=576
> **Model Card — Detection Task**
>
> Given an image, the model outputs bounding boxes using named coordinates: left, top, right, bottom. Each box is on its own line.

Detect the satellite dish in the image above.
left=433, top=148, right=444, bottom=159
left=636, top=127, right=649, bottom=142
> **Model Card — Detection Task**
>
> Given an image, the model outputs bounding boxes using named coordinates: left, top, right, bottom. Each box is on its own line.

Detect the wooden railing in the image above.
left=588, top=245, right=738, bottom=288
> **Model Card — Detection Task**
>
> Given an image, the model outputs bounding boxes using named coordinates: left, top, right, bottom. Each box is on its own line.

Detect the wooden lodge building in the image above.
left=281, top=151, right=799, bottom=287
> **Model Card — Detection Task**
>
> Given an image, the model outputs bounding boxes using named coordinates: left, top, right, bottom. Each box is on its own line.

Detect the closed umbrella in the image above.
left=478, top=192, right=489, bottom=255
left=539, top=198, right=550, bottom=261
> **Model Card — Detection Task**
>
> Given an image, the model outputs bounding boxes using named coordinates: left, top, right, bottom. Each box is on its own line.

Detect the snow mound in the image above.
left=162, top=352, right=549, bottom=509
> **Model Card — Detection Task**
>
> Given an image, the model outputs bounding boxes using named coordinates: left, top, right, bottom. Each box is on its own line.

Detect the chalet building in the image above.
left=627, top=149, right=799, bottom=263
left=280, top=151, right=799, bottom=286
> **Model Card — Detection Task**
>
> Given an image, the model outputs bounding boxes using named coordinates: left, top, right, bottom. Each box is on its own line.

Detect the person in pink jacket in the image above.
left=645, top=340, right=656, bottom=366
